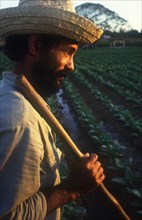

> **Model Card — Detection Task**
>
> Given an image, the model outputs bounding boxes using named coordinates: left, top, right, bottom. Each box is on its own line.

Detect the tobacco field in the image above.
left=0, top=47, right=142, bottom=220
left=48, top=47, right=142, bottom=220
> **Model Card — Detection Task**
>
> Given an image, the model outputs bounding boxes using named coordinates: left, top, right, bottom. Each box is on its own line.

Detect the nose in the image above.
left=65, top=57, right=74, bottom=72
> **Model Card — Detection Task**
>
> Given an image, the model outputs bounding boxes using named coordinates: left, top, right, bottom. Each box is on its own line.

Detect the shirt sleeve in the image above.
left=2, top=192, right=47, bottom=220
left=0, top=123, right=46, bottom=218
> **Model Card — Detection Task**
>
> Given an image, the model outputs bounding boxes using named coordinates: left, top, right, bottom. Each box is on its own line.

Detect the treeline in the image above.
left=93, top=30, right=142, bottom=48
left=105, top=29, right=142, bottom=38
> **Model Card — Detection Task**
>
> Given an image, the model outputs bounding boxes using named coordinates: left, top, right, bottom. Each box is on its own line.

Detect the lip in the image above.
left=58, top=73, right=67, bottom=78
left=58, top=76, right=65, bottom=80
left=56, top=76, right=65, bottom=86
left=58, top=70, right=71, bottom=78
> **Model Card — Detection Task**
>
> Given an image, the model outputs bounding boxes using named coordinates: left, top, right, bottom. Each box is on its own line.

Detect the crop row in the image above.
left=75, top=47, right=142, bottom=93
left=75, top=48, right=142, bottom=74
left=97, top=65, right=142, bottom=94
left=72, top=69, right=142, bottom=139
left=76, top=59, right=142, bottom=94
left=76, top=64, right=142, bottom=107
left=63, top=80, right=125, bottom=158
left=61, top=79, right=142, bottom=218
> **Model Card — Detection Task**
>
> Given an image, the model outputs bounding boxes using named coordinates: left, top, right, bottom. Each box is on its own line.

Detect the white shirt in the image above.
left=0, top=72, right=62, bottom=220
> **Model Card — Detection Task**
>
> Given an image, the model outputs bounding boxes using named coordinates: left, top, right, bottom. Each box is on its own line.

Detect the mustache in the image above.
left=57, top=70, right=72, bottom=78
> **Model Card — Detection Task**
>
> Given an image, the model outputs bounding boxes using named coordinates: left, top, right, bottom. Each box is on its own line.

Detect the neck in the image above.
left=13, top=58, right=34, bottom=87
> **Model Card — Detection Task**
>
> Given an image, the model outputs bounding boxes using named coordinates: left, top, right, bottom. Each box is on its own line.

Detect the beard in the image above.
left=32, top=55, right=69, bottom=99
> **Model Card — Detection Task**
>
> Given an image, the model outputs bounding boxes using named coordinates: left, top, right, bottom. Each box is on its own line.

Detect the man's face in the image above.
left=32, top=40, right=78, bottom=98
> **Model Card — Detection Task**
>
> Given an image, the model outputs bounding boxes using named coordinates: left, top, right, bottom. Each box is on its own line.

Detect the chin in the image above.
left=53, top=80, right=63, bottom=91
left=37, top=78, right=63, bottom=98
left=43, top=85, right=61, bottom=98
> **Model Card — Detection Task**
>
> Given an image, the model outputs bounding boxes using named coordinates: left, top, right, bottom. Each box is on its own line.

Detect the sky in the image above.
left=0, top=0, right=142, bottom=32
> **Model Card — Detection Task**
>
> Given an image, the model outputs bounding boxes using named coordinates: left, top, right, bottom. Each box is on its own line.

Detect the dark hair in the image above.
left=3, top=34, right=30, bottom=62
left=3, top=34, right=78, bottom=62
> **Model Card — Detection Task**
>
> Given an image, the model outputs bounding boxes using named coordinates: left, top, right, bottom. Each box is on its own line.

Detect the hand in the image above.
left=65, top=153, right=105, bottom=194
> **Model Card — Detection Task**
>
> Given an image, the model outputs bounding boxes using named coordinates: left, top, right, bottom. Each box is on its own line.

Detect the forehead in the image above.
left=58, top=40, right=78, bottom=51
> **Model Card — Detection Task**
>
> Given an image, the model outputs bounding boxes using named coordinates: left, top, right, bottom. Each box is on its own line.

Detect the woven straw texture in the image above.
left=0, top=0, right=103, bottom=44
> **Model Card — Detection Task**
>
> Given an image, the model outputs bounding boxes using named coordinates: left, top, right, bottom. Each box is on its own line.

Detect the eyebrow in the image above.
left=67, top=45, right=78, bottom=54
left=58, top=44, right=78, bottom=54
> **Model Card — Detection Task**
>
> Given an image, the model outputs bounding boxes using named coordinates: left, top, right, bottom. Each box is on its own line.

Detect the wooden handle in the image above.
left=17, top=75, right=83, bottom=160
left=16, top=74, right=130, bottom=220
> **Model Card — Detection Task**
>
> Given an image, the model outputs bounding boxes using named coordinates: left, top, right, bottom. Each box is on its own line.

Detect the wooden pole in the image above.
left=16, top=74, right=131, bottom=220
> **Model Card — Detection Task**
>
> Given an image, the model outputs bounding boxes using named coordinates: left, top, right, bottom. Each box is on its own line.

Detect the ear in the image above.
left=28, top=35, right=41, bottom=56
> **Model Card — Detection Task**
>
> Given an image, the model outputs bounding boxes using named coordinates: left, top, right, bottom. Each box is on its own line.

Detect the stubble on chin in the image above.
left=32, top=70, right=63, bottom=99
left=32, top=58, right=67, bottom=98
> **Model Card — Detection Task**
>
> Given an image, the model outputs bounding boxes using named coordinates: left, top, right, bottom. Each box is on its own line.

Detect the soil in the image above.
left=54, top=74, right=142, bottom=220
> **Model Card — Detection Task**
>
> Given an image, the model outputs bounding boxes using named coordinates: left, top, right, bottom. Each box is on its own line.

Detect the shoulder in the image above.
left=0, top=86, right=41, bottom=131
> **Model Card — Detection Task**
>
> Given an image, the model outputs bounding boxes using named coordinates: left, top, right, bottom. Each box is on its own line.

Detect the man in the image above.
left=0, top=0, right=105, bottom=219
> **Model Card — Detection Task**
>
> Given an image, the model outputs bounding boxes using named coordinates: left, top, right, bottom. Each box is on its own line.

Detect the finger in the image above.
left=96, top=173, right=105, bottom=185
left=89, top=154, right=98, bottom=163
left=94, top=160, right=101, bottom=171
left=86, top=154, right=98, bottom=168
left=95, top=167, right=104, bottom=179
left=83, top=153, right=90, bottom=158
left=89, top=161, right=101, bottom=175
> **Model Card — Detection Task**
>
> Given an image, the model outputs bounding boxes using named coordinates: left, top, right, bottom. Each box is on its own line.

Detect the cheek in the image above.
left=41, top=49, right=67, bottom=73
left=54, top=54, right=66, bottom=71
left=54, top=51, right=68, bottom=69
left=41, top=54, right=56, bottom=73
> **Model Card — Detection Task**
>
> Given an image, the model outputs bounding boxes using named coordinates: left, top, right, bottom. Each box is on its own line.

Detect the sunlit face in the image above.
left=32, top=40, right=78, bottom=98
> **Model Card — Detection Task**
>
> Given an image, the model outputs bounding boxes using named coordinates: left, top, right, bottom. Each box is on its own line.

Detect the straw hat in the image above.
left=0, top=0, right=103, bottom=44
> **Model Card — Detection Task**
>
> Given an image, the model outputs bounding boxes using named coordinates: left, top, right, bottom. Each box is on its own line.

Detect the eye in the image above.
left=66, top=49, right=72, bottom=55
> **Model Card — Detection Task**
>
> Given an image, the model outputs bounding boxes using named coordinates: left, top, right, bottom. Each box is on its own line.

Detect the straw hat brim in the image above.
left=0, top=5, right=103, bottom=44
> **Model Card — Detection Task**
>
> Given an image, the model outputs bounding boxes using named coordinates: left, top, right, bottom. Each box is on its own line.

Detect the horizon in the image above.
left=0, top=0, right=141, bottom=32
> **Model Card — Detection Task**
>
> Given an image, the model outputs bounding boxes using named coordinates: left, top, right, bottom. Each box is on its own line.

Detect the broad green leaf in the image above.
left=111, top=177, right=126, bottom=185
